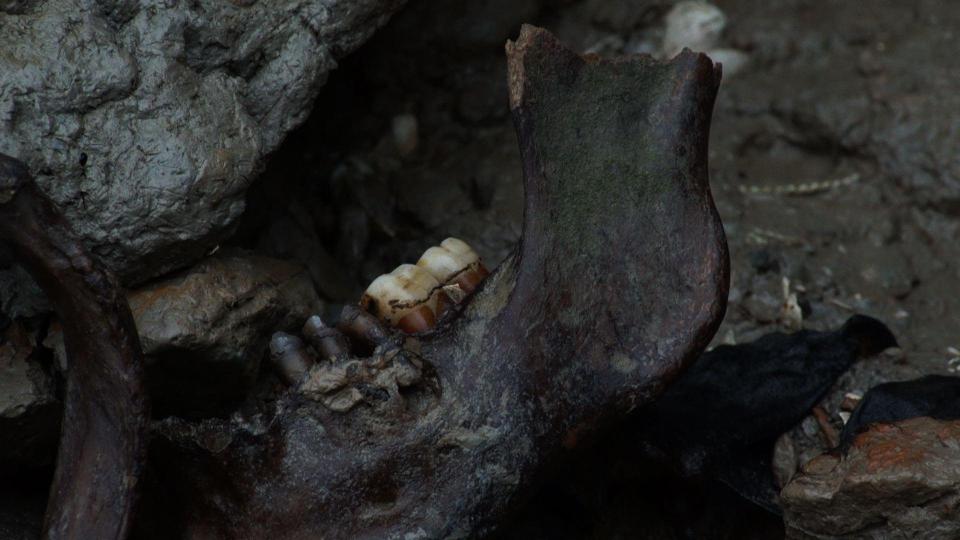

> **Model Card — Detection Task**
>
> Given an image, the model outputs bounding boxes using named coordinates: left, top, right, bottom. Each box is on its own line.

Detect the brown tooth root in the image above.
left=338, top=305, right=391, bottom=354
left=452, top=264, right=490, bottom=295
left=361, top=264, right=441, bottom=334
left=435, top=287, right=459, bottom=317
left=395, top=304, right=437, bottom=334
left=416, top=239, right=490, bottom=299
left=302, top=315, right=350, bottom=360
left=269, top=332, right=314, bottom=385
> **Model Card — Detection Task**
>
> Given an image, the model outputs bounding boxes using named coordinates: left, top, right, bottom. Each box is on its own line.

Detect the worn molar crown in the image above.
left=417, top=237, right=489, bottom=295
left=418, top=246, right=470, bottom=284
left=361, top=263, right=442, bottom=334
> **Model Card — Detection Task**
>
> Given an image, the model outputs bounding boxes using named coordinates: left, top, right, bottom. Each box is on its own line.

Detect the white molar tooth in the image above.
left=390, top=264, right=441, bottom=307
left=417, top=246, right=464, bottom=283
left=364, top=239, right=485, bottom=331
left=363, top=274, right=403, bottom=320
left=440, top=237, right=479, bottom=265
left=363, top=264, right=440, bottom=324
left=417, top=238, right=481, bottom=283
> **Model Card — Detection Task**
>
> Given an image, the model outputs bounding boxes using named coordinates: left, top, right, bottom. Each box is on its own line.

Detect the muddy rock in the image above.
left=47, top=253, right=323, bottom=417
left=772, top=432, right=798, bottom=488
left=0, top=0, right=405, bottom=317
left=782, top=417, right=960, bottom=539
left=662, top=1, right=725, bottom=57
left=0, top=322, right=59, bottom=474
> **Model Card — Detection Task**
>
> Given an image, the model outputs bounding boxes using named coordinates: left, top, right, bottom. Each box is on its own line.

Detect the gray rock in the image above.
left=46, top=253, right=323, bottom=417
left=772, top=432, right=798, bottom=489
left=662, top=1, right=726, bottom=58
left=0, top=322, right=60, bottom=474
left=0, top=265, right=48, bottom=320
left=782, top=417, right=960, bottom=539
left=0, top=0, right=405, bottom=315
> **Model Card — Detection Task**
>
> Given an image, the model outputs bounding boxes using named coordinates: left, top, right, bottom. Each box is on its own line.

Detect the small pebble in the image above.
left=662, top=1, right=726, bottom=57
left=392, top=113, right=418, bottom=157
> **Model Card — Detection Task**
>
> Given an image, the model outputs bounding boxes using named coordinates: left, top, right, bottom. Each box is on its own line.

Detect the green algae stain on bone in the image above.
left=509, top=37, right=710, bottom=343
left=524, top=52, right=681, bottom=264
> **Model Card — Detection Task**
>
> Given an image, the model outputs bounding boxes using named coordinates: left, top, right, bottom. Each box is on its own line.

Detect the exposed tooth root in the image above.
left=361, top=263, right=441, bottom=333
left=417, top=237, right=489, bottom=295
left=338, top=305, right=391, bottom=353
left=434, top=286, right=456, bottom=319
left=395, top=304, right=437, bottom=334
left=269, top=332, right=314, bottom=385
left=302, top=315, right=350, bottom=360
left=451, top=264, right=489, bottom=294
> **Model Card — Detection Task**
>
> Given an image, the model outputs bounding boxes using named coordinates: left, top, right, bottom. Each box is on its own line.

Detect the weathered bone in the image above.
left=136, top=25, right=727, bottom=538
left=0, top=155, right=148, bottom=539
left=1, top=24, right=727, bottom=539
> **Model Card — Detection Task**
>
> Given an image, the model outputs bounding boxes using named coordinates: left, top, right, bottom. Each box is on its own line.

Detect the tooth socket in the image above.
left=269, top=332, right=313, bottom=385
left=302, top=315, right=350, bottom=360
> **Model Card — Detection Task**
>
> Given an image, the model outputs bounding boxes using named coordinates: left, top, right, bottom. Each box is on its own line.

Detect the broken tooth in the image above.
left=417, top=237, right=490, bottom=295
left=360, top=263, right=441, bottom=334
left=269, top=332, right=314, bottom=385
left=442, top=283, right=467, bottom=305
left=337, top=305, right=391, bottom=357
left=302, top=315, right=350, bottom=360
left=439, top=237, right=477, bottom=259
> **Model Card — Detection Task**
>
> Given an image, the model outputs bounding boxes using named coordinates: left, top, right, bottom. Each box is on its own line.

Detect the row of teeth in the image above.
left=360, top=238, right=488, bottom=334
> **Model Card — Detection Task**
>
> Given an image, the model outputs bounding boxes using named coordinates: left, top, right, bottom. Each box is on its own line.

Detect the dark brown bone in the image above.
left=140, top=25, right=727, bottom=538
left=0, top=156, right=148, bottom=539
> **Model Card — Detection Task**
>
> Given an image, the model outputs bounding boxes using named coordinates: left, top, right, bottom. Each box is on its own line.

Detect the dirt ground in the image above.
left=231, top=0, right=960, bottom=535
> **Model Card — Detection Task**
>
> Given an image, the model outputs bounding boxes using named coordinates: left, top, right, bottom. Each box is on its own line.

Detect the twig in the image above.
left=812, top=405, right=840, bottom=448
